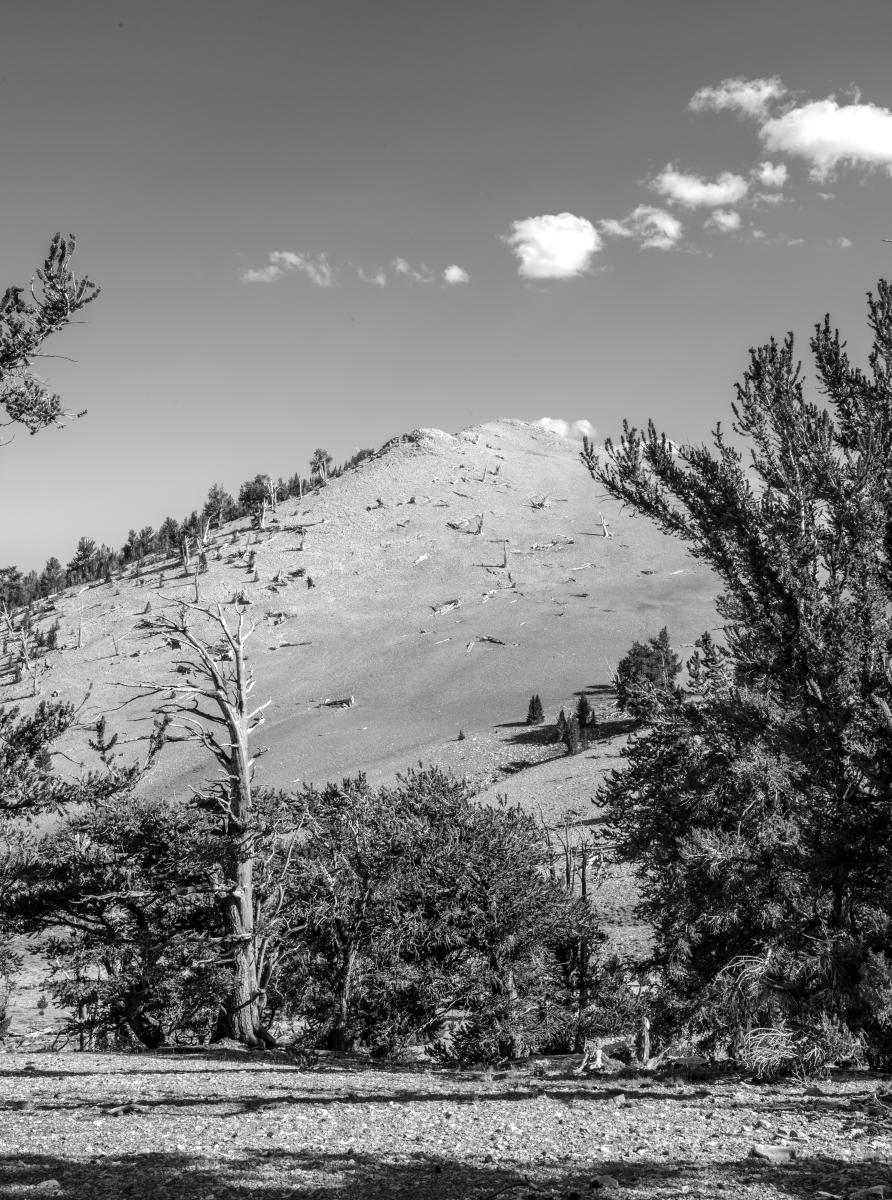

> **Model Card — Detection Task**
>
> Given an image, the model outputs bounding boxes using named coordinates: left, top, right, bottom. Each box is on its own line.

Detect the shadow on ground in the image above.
left=0, top=1148, right=885, bottom=1199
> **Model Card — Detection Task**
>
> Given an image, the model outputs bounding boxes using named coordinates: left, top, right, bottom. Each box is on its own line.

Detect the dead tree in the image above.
left=135, top=601, right=278, bottom=1047
left=1, top=604, right=43, bottom=695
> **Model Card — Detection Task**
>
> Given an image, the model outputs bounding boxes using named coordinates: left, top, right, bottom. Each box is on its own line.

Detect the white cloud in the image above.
left=392, top=257, right=435, bottom=284
left=690, top=76, right=787, bottom=118
left=241, top=264, right=284, bottom=284
left=760, top=97, right=892, bottom=179
left=443, top=264, right=470, bottom=285
left=786, top=237, right=804, bottom=247
left=502, top=213, right=601, bottom=279
left=650, top=165, right=750, bottom=208
left=755, top=161, right=788, bottom=187
left=241, top=250, right=335, bottom=287
left=358, top=267, right=387, bottom=287
left=600, top=205, right=683, bottom=250
left=706, top=209, right=742, bottom=233
left=836, top=236, right=853, bottom=248
left=536, top=417, right=596, bottom=440
left=753, top=191, right=786, bottom=206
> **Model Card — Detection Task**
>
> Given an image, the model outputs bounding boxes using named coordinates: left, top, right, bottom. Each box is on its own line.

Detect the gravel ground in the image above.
left=1, top=1050, right=890, bottom=1199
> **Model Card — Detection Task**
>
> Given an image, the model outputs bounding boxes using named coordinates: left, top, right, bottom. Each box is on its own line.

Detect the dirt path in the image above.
left=1, top=1051, right=890, bottom=1199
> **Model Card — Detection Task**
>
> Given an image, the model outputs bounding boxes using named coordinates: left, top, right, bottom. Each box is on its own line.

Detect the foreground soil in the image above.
left=1, top=1050, right=890, bottom=1200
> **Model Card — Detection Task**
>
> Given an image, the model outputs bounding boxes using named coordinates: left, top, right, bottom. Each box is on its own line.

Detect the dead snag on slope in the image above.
left=131, top=600, right=287, bottom=1048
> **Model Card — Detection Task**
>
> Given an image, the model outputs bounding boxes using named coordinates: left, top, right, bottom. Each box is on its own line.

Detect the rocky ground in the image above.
left=1, top=1050, right=890, bottom=1200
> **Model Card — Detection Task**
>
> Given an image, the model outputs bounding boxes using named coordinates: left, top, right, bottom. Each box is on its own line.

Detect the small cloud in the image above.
left=751, top=229, right=766, bottom=240
left=241, top=250, right=335, bottom=287
left=600, top=205, right=683, bottom=250
left=818, top=191, right=836, bottom=200
left=241, top=264, right=284, bottom=284
left=705, top=209, right=742, bottom=233
left=760, top=96, right=892, bottom=179
left=535, top=417, right=596, bottom=440
left=786, top=237, right=805, bottom=247
left=502, top=213, right=602, bottom=279
left=753, top=191, right=787, bottom=206
left=392, top=257, right=435, bottom=284
left=651, top=165, right=749, bottom=209
left=690, top=75, right=788, bottom=118
left=836, top=236, right=853, bottom=248
left=358, top=267, right=388, bottom=287
left=443, top=264, right=470, bottom=285
left=755, top=161, right=788, bottom=187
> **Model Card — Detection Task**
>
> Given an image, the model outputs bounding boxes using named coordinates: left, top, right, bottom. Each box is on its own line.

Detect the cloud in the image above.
left=650, top=166, right=749, bottom=208
left=705, top=209, right=742, bottom=233
left=689, top=76, right=788, bottom=118
left=392, top=257, right=435, bottom=284
left=502, top=213, right=601, bottom=279
left=535, top=418, right=596, bottom=440
left=357, top=267, right=387, bottom=287
left=241, top=265, right=284, bottom=284
left=755, top=161, right=788, bottom=187
left=836, top=236, right=853, bottom=248
left=760, top=97, right=892, bottom=179
left=241, top=251, right=335, bottom=287
left=443, top=264, right=470, bottom=285
left=753, top=191, right=787, bottom=206
left=601, top=205, right=683, bottom=250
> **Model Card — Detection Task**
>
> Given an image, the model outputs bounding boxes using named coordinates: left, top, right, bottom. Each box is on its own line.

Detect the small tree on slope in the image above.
left=581, top=281, right=892, bottom=1062
left=614, top=627, right=681, bottom=721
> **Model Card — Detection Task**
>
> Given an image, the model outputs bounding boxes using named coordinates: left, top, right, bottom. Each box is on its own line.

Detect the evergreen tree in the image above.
left=582, top=279, right=892, bottom=1063
left=310, top=448, right=334, bottom=483
left=526, top=694, right=545, bottom=725
left=555, top=708, right=568, bottom=745
left=614, top=627, right=681, bottom=721
left=575, top=694, right=594, bottom=746
left=563, top=715, right=581, bottom=756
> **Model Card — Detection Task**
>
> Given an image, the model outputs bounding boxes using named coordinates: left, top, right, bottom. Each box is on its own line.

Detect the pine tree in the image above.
left=526, top=694, right=545, bottom=725
left=614, top=627, right=681, bottom=721
left=555, top=708, right=568, bottom=745
left=582, top=279, right=892, bottom=1063
left=563, top=715, right=580, bottom=756
left=575, top=693, right=594, bottom=743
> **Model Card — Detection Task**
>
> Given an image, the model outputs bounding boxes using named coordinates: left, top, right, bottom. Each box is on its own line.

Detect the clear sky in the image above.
left=2, top=0, right=892, bottom=569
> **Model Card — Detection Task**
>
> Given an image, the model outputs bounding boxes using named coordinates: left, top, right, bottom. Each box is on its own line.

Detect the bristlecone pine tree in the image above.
left=526, top=694, right=545, bottom=725
left=613, top=627, right=681, bottom=721
left=581, top=280, right=892, bottom=1064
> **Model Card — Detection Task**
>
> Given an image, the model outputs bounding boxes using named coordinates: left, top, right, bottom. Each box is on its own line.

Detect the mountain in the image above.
left=22, top=418, right=719, bottom=800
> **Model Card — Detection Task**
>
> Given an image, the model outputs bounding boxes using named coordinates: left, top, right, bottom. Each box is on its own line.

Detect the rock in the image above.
left=590, top=1177, right=621, bottom=1191
left=749, top=1143, right=797, bottom=1163
left=849, top=1188, right=888, bottom=1200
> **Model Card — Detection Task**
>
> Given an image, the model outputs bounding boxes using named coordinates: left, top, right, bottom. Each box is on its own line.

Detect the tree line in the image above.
left=0, top=452, right=377, bottom=608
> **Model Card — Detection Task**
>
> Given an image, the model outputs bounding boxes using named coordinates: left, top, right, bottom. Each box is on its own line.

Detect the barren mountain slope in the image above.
left=25, top=419, right=719, bottom=798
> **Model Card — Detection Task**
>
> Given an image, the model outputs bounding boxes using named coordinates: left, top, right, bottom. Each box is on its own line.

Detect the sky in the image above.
left=2, top=0, right=892, bottom=569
